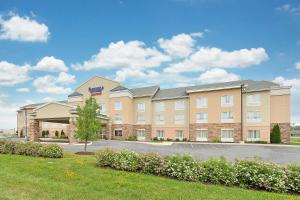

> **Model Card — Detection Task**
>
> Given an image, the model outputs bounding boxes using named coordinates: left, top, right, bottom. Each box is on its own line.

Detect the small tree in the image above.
left=61, top=130, right=65, bottom=138
left=75, top=97, right=101, bottom=152
left=55, top=130, right=59, bottom=138
left=270, top=124, right=281, bottom=143
left=46, top=130, right=49, bottom=138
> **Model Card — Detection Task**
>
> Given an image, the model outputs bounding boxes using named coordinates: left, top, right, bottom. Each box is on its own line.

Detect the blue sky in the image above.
left=0, top=0, right=300, bottom=128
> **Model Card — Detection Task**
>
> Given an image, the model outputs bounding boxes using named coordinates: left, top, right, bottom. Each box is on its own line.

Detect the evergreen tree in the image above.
left=270, top=124, right=281, bottom=143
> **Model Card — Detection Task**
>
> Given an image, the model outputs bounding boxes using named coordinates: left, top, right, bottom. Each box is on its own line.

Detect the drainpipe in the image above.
left=25, top=109, right=29, bottom=141
left=240, top=84, right=244, bottom=142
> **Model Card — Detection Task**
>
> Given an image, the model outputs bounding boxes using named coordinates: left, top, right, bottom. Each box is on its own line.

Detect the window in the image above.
left=115, top=114, right=122, bottom=124
left=137, top=103, right=145, bottom=112
left=196, top=129, right=208, bottom=142
left=247, top=111, right=261, bottom=122
left=175, top=114, right=185, bottom=124
left=156, top=130, right=164, bottom=139
left=114, top=129, right=122, bottom=137
left=196, top=112, right=208, bottom=123
left=221, top=129, right=234, bottom=142
left=100, top=103, right=106, bottom=113
left=221, top=112, right=234, bottom=123
left=137, top=115, right=145, bottom=124
left=221, top=95, right=233, bottom=107
left=114, top=101, right=122, bottom=110
left=247, top=94, right=261, bottom=106
left=137, top=129, right=146, bottom=141
left=248, top=130, right=260, bottom=141
left=155, top=115, right=164, bottom=124
left=197, top=97, right=207, bottom=108
left=175, top=130, right=184, bottom=140
left=155, top=102, right=165, bottom=112
left=175, top=100, right=185, bottom=110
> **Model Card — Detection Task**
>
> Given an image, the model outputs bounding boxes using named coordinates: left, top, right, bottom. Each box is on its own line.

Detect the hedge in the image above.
left=95, top=149, right=300, bottom=194
left=0, top=140, right=63, bottom=158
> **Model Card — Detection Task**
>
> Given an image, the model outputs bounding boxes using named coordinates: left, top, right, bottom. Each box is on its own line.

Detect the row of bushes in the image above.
left=0, top=140, right=63, bottom=158
left=96, top=149, right=300, bottom=194
left=41, top=130, right=68, bottom=139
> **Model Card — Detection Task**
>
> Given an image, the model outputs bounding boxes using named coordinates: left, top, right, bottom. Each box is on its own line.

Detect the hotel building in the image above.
left=17, top=76, right=291, bottom=143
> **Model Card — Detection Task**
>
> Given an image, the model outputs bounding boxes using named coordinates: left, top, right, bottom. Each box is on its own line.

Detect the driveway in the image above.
left=61, top=140, right=300, bottom=165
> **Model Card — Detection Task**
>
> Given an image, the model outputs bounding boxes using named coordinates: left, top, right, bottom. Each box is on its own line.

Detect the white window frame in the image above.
left=175, top=114, right=185, bottom=124
left=137, top=129, right=146, bottom=141
left=114, top=100, right=122, bottom=110
left=196, top=129, right=208, bottom=142
left=247, top=94, right=261, bottom=107
left=156, top=130, right=165, bottom=139
left=137, top=103, right=145, bottom=112
left=221, top=95, right=234, bottom=107
left=137, top=115, right=145, bottom=124
left=221, top=129, right=234, bottom=142
left=175, top=130, right=184, bottom=141
left=155, top=115, right=164, bottom=125
left=197, top=97, right=207, bottom=108
left=114, top=114, right=122, bottom=124
left=221, top=112, right=234, bottom=123
left=175, top=100, right=185, bottom=110
left=247, top=111, right=261, bottom=123
left=196, top=112, right=208, bottom=123
left=247, top=130, right=261, bottom=142
left=155, top=102, right=165, bottom=112
left=114, top=129, right=123, bottom=137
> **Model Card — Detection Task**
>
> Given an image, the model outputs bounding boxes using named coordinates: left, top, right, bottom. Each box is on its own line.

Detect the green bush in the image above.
left=234, top=159, right=288, bottom=192
left=112, top=150, right=142, bottom=172
left=2, top=141, right=16, bottom=154
left=200, top=157, right=237, bottom=186
left=42, top=131, right=46, bottom=138
left=152, top=137, right=158, bottom=141
left=127, top=135, right=137, bottom=141
left=38, top=144, right=63, bottom=158
left=212, top=136, right=220, bottom=143
left=0, top=140, right=5, bottom=153
left=270, top=124, right=281, bottom=144
left=140, top=153, right=164, bottom=175
left=245, top=141, right=268, bottom=144
left=95, top=148, right=116, bottom=167
left=55, top=130, right=59, bottom=138
left=60, top=130, right=65, bottom=139
left=45, top=130, right=49, bottom=138
left=286, top=164, right=300, bottom=193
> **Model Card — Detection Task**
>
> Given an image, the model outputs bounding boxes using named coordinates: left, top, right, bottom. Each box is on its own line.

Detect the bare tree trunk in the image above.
left=84, top=138, right=87, bottom=152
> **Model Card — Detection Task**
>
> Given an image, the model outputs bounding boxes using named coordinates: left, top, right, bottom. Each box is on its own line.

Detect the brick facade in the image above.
left=67, top=118, right=77, bottom=143
left=270, top=123, right=290, bottom=144
left=189, top=123, right=242, bottom=142
left=29, top=120, right=40, bottom=142
left=133, top=124, right=152, bottom=141
left=111, top=124, right=134, bottom=140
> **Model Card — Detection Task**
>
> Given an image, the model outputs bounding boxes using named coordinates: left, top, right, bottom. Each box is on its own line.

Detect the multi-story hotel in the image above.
left=17, top=76, right=291, bottom=143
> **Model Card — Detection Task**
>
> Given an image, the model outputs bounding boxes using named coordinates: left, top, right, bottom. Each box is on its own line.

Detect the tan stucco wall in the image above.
left=133, top=97, right=152, bottom=124
left=34, top=103, right=73, bottom=119
left=17, top=108, right=35, bottom=135
left=270, top=94, right=290, bottom=123
left=189, top=88, right=242, bottom=123
left=109, top=96, right=133, bottom=124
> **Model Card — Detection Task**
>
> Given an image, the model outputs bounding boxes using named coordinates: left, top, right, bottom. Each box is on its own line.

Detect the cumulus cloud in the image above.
left=72, top=40, right=171, bottom=70
left=277, top=4, right=300, bottom=15
left=158, top=32, right=203, bottom=58
left=33, top=72, right=76, bottom=95
left=0, top=13, right=49, bottom=42
left=197, top=68, right=240, bottom=84
left=16, top=88, right=30, bottom=93
left=295, top=62, right=300, bottom=70
left=34, top=56, right=68, bottom=72
left=165, top=47, right=268, bottom=73
left=0, top=61, right=30, bottom=86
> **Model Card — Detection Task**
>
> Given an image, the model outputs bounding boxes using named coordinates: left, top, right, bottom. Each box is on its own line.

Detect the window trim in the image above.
left=246, top=111, right=261, bottom=123
left=221, top=112, right=234, bottom=123
left=221, top=95, right=234, bottom=107
left=175, top=114, right=185, bottom=124
left=196, top=129, right=208, bottom=142
left=221, top=128, right=234, bottom=142
left=156, top=130, right=165, bottom=139
left=137, top=115, right=146, bottom=124
left=196, top=112, right=208, bottom=123
left=197, top=97, right=208, bottom=108
left=247, top=130, right=261, bottom=142
left=114, top=100, right=122, bottom=110
left=137, top=103, right=145, bottom=112
left=155, top=115, right=164, bottom=125
left=114, top=129, right=123, bottom=137
left=155, top=102, right=165, bottom=112
left=247, top=94, right=261, bottom=107
left=175, top=100, right=185, bottom=110
left=114, top=114, right=122, bottom=124
left=175, top=130, right=184, bottom=140
left=137, top=129, right=146, bottom=141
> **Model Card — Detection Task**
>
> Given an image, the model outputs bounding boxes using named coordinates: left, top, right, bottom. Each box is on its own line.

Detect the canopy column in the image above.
left=29, top=119, right=40, bottom=142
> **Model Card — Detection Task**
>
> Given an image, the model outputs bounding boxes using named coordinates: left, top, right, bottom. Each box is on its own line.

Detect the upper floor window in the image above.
left=221, top=112, right=234, bottom=123
left=155, top=115, right=164, bottom=124
left=175, top=114, right=185, bottom=124
left=247, top=94, right=261, bottom=106
left=137, top=103, right=145, bottom=112
left=247, top=111, right=261, bottom=122
left=175, top=100, right=185, bottom=110
left=196, top=112, right=208, bottom=123
left=114, top=101, right=122, bottom=110
left=197, top=97, right=207, bottom=108
left=137, top=115, right=145, bottom=124
left=221, top=95, right=233, bottom=107
left=115, top=114, right=122, bottom=124
left=155, top=102, right=165, bottom=112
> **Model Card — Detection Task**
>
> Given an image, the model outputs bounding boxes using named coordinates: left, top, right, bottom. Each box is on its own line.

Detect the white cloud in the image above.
left=0, top=13, right=49, bottom=42
left=33, top=72, right=76, bottom=95
left=277, top=4, right=300, bottom=15
left=295, top=62, right=300, bottom=70
left=43, top=97, right=55, bottom=102
left=72, top=40, right=171, bottom=70
left=34, top=56, right=68, bottom=72
left=165, top=47, right=268, bottom=73
left=273, top=76, right=300, bottom=124
left=158, top=32, right=203, bottom=58
left=197, top=68, right=240, bottom=84
left=16, top=88, right=30, bottom=93
left=0, top=60, right=30, bottom=86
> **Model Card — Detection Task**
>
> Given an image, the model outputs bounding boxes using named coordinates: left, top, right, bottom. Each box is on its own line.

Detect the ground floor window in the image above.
left=248, top=130, right=260, bottom=141
left=221, top=129, right=234, bottom=142
left=156, top=130, right=164, bottom=139
left=137, top=129, right=146, bottom=141
left=175, top=130, right=184, bottom=140
left=114, top=129, right=122, bottom=137
left=196, top=129, right=208, bottom=142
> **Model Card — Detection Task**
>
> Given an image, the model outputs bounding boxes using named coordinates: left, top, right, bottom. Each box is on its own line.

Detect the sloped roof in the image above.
left=68, top=91, right=83, bottom=97
left=130, top=85, right=159, bottom=97
left=20, top=101, right=67, bottom=109
left=110, top=85, right=129, bottom=92
left=152, top=87, right=188, bottom=100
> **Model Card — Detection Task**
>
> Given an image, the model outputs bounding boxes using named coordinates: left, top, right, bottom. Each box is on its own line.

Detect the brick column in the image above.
left=106, top=120, right=112, bottom=139
left=68, top=117, right=77, bottom=143
left=29, top=119, right=40, bottom=142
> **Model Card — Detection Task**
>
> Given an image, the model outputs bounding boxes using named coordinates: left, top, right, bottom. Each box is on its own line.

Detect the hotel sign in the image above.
left=89, top=86, right=104, bottom=96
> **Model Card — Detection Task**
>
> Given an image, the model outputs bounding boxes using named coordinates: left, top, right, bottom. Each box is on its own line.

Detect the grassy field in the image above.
left=0, top=153, right=299, bottom=200
left=291, top=137, right=300, bottom=145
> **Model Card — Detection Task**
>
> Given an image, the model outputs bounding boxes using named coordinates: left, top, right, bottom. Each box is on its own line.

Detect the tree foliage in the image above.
left=270, top=124, right=281, bottom=144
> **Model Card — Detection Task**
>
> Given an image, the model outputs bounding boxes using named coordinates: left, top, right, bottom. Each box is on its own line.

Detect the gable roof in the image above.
left=20, top=100, right=67, bottom=109
left=110, top=85, right=129, bottom=92
left=68, top=91, right=83, bottom=97
left=152, top=86, right=188, bottom=100
left=33, top=101, right=74, bottom=112
left=130, top=85, right=160, bottom=97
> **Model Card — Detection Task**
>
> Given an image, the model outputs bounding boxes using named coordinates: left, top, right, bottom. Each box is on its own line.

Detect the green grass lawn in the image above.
left=291, top=137, right=300, bottom=145
left=0, top=153, right=299, bottom=200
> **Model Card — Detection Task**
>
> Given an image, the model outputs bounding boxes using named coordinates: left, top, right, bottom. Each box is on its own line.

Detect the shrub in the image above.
left=175, top=138, right=180, bottom=142
left=212, top=136, right=220, bottom=143
left=127, top=135, right=137, bottom=141
left=60, top=130, right=65, bottom=139
left=95, top=149, right=116, bottom=167
left=159, top=138, right=164, bottom=141
left=166, top=138, right=172, bottom=141
left=234, top=159, right=288, bottom=192
left=55, top=130, right=59, bottom=138
left=285, top=164, right=300, bottom=193
left=2, top=141, right=16, bottom=154
left=152, top=137, right=158, bottom=141
left=38, top=144, right=63, bottom=158
left=112, top=150, right=142, bottom=172
left=270, top=124, right=281, bottom=144
left=0, top=140, right=5, bottom=153
left=45, top=130, right=49, bottom=138
left=164, top=154, right=202, bottom=181
left=245, top=141, right=268, bottom=144
left=20, top=130, right=24, bottom=138
left=42, top=131, right=46, bottom=138
left=140, top=153, right=164, bottom=175
left=200, top=157, right=237, bottom=186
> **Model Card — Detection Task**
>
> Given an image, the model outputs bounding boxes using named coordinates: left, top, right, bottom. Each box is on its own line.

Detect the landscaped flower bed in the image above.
left=0, top=140, right=63, bottom=158
left=95, top=149, right=300, bottom=194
